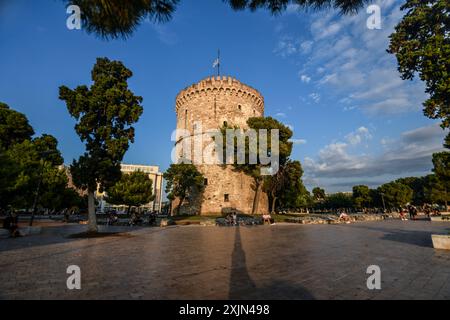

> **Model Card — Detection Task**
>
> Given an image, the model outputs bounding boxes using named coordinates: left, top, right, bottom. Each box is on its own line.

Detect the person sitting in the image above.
left=3, top=211, right=21, bottom=238
left=339, top=212, right=351, bottom=223
left=399, top=208, right=408, bottom=221
left=262, top=214, right=272, bottom=225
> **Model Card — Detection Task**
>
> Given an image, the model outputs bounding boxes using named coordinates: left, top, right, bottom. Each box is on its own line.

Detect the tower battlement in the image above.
left=175, top=76, right=264, bottom=115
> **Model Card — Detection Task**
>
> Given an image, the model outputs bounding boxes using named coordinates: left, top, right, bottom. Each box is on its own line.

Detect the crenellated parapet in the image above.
left=175, top=76, right=264, bottom=115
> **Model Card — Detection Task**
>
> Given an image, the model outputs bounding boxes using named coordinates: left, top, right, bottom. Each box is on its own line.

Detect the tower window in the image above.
left=204, top=178, right=208, bottom=186
left=224, top=194, right=230, bottom=202
left=223, top=121, right=228, bottom=127
left=238, top=105, right=242, bottom=111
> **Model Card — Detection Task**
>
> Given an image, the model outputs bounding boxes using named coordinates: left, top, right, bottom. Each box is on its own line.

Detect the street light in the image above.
left=380, top=192, right=387, bottom=213
left=29, top=150, right=58, bottom=227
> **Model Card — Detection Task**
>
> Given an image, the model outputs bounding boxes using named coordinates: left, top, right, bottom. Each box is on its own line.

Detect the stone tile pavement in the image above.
left=0, top=220, right=449, bottom=300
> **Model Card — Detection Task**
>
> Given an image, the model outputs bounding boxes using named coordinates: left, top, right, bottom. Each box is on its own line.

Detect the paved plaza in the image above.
left=0, top=220, right=449, bottom=300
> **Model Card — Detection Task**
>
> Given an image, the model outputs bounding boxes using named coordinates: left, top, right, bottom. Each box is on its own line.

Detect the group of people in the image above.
left=398, top=205, right=440, bottom=221
left=225, top=212, right=238, bottom=226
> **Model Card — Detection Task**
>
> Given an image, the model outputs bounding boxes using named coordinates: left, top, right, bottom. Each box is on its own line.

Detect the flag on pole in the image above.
left=212, top=58, right=220, bottom=68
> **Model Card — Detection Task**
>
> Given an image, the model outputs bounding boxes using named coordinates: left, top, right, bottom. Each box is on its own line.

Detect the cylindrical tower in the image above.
left=173, top=76, right=269, bottom=215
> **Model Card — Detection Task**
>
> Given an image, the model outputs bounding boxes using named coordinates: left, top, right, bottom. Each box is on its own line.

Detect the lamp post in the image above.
left=29, top=150, right=57, bottom=227
left=381, top=192, right=387, bottom=213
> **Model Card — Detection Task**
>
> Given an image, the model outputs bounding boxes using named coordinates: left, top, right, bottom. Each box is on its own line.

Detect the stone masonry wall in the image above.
left=174, top=76, right=269, bottom=215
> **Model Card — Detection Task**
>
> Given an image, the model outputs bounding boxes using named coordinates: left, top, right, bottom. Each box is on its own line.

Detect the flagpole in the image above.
left=217, top=49, right=220, bottom=77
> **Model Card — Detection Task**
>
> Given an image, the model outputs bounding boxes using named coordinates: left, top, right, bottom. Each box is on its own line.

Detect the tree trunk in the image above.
left=252, top=178, right=262, bottom=215
left=177, top=197, right=185, bottom=216
left=87, top=190, right=98, bottom=233
left=127, top=205, right=132, bottom=216
left=271, top=196, right=277, bottom=214
left=445, top=187, right=448, bottom=212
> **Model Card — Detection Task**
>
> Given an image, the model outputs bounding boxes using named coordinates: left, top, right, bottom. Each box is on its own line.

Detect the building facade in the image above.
left=98, top=164, right=164, bottom=213
left=173, top=76, right=269, bottom=215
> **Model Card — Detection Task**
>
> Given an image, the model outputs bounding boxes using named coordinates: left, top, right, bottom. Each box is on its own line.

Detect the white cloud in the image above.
left=304, top=124, right=448, bottom=191
left=275, top=112, right=286, bottom=117
left=300, top=74, right=311, bottom=83
left=290, top=139, right=307, bottom=145
left=309, top=93, right=320, bottom=103
left=345, top=126, right=372, bottom=145
left=292, top=3, right=427, bottom=116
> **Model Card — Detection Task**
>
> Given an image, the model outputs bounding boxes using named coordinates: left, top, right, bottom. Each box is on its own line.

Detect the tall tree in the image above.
left=106, top=171, right=154, bottom=214
left=163, top=163, right=205, bottom=215
left=222, top=117, right=293, bottom=214
left=59, top=57, right=144, bottom=233
left=388, top=0, right=450, bottom=148
left=266, top=160, right=308, bottom=212
left=432, top=151, right=450, bottom=209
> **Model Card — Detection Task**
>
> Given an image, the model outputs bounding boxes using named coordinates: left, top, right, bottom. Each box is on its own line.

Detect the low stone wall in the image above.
left=284, top=214, right=385, bottom=225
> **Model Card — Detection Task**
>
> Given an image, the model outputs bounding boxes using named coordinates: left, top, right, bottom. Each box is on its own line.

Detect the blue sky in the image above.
left=0, top=0, right=447, bottom=192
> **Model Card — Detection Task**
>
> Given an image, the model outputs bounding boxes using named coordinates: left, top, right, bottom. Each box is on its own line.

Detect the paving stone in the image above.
left=0, top=220, right=449, bottom=299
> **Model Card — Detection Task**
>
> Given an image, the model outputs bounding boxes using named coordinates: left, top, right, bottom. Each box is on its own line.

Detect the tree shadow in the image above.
left=228, top=226, right=315, bottom=300
left=348, top=224, right=435, bottom=248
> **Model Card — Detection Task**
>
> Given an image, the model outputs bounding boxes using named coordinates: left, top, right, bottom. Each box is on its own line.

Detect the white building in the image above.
left=98, top=164, right=164, bottom=213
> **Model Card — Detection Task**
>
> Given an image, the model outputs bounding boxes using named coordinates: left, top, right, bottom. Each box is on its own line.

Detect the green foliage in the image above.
left=0, top=102, right=34, bottom=150
left=67, top=1, right=367, bottom=39
left=221, top=116, right=294, bottom=214
left=67, top=0, right=179, bottom=39
left=226, top=0, right=369, bottom=14
left=324, top=193, right=353, bottom=209
left=106, top=171, right=154, bottom=211
left=352, top=185, right=371, bottom=209
left=59, top=57, right=144, bottom=192
left=265, top=160, right=310, bottom=211
left=59, top=57, right=143, bottom=231
left=1, top=133, right=65, bottom=209
left=424, top=174, right=449, bottom=206
left=431, top=151, right=450, bottom=207
left=388, top=0, right=450, bottom=147
left=378, top=182, right=413, bottom=209
left=312, top=187, right=326, bottom=201
left=164, top=163, right=205, bottom=214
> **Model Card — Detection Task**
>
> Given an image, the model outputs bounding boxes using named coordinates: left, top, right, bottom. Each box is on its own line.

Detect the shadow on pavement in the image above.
left=348, top=224, right=434, bottom=248
left=228, top=226, right=315, bottom=300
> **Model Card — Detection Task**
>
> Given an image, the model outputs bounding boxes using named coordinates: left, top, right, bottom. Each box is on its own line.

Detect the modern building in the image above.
left=172, top=76, right=269, bottom=215
left=98, top=164, right=164, bottom=213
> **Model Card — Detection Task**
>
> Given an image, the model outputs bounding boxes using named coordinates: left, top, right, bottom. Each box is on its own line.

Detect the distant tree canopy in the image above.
left=352, top=185, right=371, bottom=209
left=312, top=187, right=326, bottom=201
left=106, top=171, right=154, bottom=213
left=378, top=182, right=413, bottom=209
left=389, top=0, right=450, bottom=148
